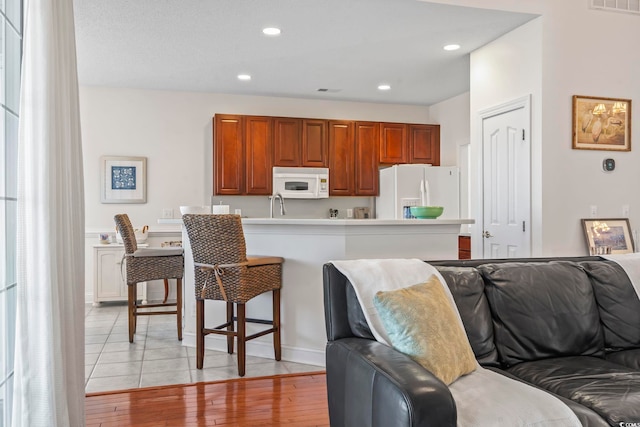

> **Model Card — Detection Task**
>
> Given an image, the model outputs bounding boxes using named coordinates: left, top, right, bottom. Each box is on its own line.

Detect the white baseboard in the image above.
left=181, top=332, right=326, bottom=367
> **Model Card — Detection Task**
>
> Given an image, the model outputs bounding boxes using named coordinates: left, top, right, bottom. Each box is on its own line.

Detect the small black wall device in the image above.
left=603, top=158, right=615, bottom=172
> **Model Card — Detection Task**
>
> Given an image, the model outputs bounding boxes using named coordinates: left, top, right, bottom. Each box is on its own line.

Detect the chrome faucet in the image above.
left=269, top=192, right=287, bottom=218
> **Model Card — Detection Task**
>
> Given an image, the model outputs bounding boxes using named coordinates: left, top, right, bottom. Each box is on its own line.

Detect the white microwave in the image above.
left=272, top=167, right=329, bottom=199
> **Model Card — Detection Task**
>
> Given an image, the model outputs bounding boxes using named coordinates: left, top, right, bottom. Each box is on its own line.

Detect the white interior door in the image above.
left=482, top=103, right=531, bottom=258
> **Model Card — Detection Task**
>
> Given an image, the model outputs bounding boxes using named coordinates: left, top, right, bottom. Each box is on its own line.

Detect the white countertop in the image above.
left=158, top=217, right=474, bottom=226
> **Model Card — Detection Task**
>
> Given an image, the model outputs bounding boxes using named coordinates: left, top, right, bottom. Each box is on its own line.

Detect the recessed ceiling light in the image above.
left=378, top=84, right=391, bottom=91
left=443, top=44, right=461, bottom=51
left=237, top=74, right=251, bottom=81
left=263, top=27, right=281, bottom=36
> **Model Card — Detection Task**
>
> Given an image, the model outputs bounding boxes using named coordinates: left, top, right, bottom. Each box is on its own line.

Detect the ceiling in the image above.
left=73, top=0, right=536, bottom=106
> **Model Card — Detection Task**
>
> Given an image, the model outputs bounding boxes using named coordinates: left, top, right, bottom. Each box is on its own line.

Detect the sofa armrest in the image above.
left=326, top=338, right=456, bottom=427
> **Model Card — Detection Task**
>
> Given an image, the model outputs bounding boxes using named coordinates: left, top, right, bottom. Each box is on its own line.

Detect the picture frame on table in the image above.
left=100, top=156, right=147, bottom=204
left=581, top=218, right=634, bottom=255
left=572, top=95, right=631, bottom=151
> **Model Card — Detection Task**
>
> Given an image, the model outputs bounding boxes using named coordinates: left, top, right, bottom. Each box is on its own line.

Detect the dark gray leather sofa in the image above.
left=323, top=257, right=640, bottom=427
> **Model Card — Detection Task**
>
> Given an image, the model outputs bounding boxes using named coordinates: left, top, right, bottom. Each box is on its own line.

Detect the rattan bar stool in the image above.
left=114, top=214, right=185, bottom=343
left=182, top=214, right=283, bottom=377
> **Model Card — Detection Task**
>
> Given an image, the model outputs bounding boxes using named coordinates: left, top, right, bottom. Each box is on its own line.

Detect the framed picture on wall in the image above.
left=572, top=95, right=631, bottom=151
left=100, top=156, right=147, bottom=203
left=581, top=218, right=634, bottom=255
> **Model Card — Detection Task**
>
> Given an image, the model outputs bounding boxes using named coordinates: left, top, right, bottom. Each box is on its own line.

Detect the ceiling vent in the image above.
left=316, top=88, right=341, bottom=93
left=590, top=0, right=640, bottom=15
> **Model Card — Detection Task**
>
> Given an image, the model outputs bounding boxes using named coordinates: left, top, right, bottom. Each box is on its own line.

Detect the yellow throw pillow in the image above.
left=373, top=275, right=477, bottom=385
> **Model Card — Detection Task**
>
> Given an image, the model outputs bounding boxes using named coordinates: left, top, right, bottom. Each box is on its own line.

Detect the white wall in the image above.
left=79, top=87, right=432, bottom=228
left=470, top=18, right=543, bottom=256
left=465, top=0, right=640, bottom=256
left=538, top=2, right=640, bottom=256
left=429, top=92, right=471, bottom=224
left=429, top=91, right=470, bottom=167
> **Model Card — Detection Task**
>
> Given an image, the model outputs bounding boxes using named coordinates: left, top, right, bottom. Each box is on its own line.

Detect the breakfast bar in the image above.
left=161, top=217, right=474, bottom=366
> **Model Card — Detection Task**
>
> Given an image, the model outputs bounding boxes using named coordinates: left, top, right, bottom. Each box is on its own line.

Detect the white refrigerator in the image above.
left=376, top=164, right=460, bottom=219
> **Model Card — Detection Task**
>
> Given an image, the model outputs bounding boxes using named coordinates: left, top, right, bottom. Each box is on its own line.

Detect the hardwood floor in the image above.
left=85, top=372, right=329, bottom=426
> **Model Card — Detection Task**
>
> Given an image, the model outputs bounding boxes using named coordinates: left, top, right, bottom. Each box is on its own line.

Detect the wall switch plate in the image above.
left=162, top=208, right=174, bottom=219
left=590, top=205, right=598, bottom=218
left=401, top=198, right=419, bottom=207
left=623, top=205, right=630, bottom=217
left=347, top=208, right=353, bottom=218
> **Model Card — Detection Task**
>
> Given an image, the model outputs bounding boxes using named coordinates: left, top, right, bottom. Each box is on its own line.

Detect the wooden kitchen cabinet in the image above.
left=214, top=115, right=244, bottom=195
left=273, top=118, right=328, bottom=168
left=215, top=113, right=439, bottom=196
left=328, top=121, right=379, bottom=196
left=302, top=119, right=328, bottom=167
left=380, top=122, right=441, bottom=165
left=458, top=235, right=471, bottom=260
left=379, top=122, right=408, bottom=164
left=273, top=117, right=301, bottom=167
left=244, top=116, right=273, bottom=195
left=328, top=120, right=354, bottom=196
left=214, top=114, right=273, bottom=196
left=354, top=121, right=380, bottom=196
left=409, top=124, right=440, bottom=165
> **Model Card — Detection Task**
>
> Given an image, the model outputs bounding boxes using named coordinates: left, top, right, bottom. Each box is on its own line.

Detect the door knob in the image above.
left=483, top=231, right=493, bottom=238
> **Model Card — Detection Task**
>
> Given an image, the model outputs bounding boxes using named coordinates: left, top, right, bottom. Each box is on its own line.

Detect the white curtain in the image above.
left=12, top=0, right=85, bottom=425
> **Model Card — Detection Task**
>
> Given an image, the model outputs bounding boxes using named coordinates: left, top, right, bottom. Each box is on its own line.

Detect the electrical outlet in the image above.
left=623, top=205, right=630, bottom=217
left=162, top=208, right=174, bottom=219
left=347, top=208, right=353, bottom=218
left=590, top=205, right=598, bottom=218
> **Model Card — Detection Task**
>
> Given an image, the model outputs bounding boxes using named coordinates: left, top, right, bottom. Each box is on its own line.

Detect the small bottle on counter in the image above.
left=403, top=206, right=413, bottom=219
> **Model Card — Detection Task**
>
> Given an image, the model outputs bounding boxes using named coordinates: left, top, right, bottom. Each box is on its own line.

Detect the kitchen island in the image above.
left=159, top=217, right=474, bottom=366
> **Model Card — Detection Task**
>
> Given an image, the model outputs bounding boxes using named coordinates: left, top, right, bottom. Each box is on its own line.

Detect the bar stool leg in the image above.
left=273, top=288, right=281, bottom=361
left=226, top=301, right=235, bottom=354
left=163, top=279, right=169, bottom=303
left=196, top=299, right=205, bottom=369
left=237, top=303, right=246, bottom=377
left=128, top=283, right=137, bottom=343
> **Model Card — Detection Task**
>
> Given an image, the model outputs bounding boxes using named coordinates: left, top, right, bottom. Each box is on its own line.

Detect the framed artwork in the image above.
left=101, top=156, right=147, bottom=203
left=572, top=95, right=631, bottom=151
left=581, top=218, right=634, bottom=255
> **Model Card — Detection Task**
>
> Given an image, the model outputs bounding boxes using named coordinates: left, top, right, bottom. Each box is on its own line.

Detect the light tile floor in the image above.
left=85, top=302, right=323, bottom=394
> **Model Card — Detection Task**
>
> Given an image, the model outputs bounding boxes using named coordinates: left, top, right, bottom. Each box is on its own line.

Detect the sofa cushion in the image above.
left=507, top=356, right=640, bottom=426
left=487, top=366, right=609, bottom=427
left=605, top=348, right=640, bottom=370
left=373, top=276, right=477, bottom=385
left=580, top=260, right=640, bottom=349
left=436, top=266, right=499, bottom=367
left=479, top=261, right=604, bottom=367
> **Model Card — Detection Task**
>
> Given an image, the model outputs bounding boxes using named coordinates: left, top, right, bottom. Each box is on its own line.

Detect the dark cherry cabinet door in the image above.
left=273, top=118, right=301, bottom=167
left=379, top=123, right=408, bottom=164
left=354, top=121, right=380, bottom=196
left=214, top=115, right=244, bottom=195
left=328, top=120, right=354, bottom=196
left=245, top=116, right=273, bottom=195
left=409, top=124, right=440, bottom=165
left=302, top=119, right=328, bottom=167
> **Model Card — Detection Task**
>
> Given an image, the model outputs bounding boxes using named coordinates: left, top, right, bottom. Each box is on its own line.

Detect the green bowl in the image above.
left=410, top=206, right=444, bottom=219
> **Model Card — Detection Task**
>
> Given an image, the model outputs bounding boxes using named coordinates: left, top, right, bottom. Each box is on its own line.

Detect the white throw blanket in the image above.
left=603, top=253, right=640, bottom=301
left=331, top=258, right=582, bottom=427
